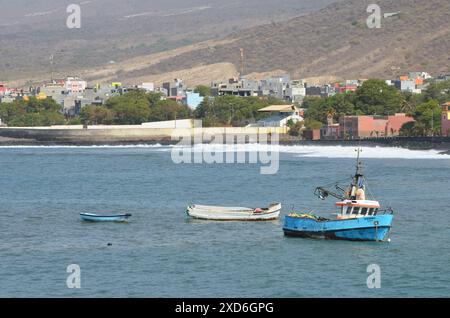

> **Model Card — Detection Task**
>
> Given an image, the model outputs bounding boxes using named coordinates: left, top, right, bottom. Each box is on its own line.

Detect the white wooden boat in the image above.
left=186, top=203, right=281, bottom=221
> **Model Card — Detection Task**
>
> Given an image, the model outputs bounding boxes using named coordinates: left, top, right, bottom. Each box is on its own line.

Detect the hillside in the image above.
left=3, top=0, right=449, bottom=87
left=0, top=0, right=340, bottom=83
left=118, top=0, right=450, bottom=83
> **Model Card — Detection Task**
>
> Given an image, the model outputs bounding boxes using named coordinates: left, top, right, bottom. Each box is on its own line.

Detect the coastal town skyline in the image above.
left=0, top=0, right=449, bottom=306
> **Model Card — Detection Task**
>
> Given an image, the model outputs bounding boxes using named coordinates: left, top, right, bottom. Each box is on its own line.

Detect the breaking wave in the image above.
left=0, top=144, right=449, bottom=159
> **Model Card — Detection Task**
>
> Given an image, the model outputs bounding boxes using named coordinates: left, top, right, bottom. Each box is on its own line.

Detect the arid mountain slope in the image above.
left=112, top=0, right=450, bottom=84
left=0, top=0, right=340, bottom=82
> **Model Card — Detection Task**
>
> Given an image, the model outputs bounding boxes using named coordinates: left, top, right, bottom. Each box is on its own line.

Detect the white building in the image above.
left=249, top=104, right=304, bottom=128
left=65, top=77, right=87, bottom=94
left=138, top=82, right=155, bottom=92
left=285, top=80, right=306, bottom=102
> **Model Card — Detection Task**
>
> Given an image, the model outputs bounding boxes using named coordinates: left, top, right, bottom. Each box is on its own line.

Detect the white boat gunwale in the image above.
left=186, top=203, right=281, bottom=221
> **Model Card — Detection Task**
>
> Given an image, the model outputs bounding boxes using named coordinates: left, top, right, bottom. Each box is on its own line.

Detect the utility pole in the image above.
left=239, top=48, right=245, bottom=77
left=50, top=54, right=54, bottom=82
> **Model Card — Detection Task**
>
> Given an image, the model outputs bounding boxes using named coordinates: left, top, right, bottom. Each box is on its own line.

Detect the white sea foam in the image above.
left=172, top=144, right=450, bottom=159
left=0, top=144, right=448, bottom=159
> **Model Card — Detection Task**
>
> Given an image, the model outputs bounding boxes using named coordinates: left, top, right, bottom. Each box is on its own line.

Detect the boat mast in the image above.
left=350, top=147, right=364, bottom=200
left=314, top=147, right=365, bottom=202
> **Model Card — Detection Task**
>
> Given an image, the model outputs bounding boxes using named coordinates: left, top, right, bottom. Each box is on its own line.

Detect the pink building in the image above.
left=340, top=114, right=415, bottom=139
left=0, top=83, right=10, bottom=95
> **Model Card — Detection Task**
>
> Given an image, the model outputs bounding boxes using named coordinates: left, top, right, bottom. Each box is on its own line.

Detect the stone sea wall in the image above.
left=0, top=126, right=288, bottom=144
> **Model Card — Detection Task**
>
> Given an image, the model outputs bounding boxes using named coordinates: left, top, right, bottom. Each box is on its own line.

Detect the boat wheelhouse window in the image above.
left=367, top=208, right=374, bottom=215
left=352, top=207, right=360, bottom=215
left=373, top=208, right=379, bottom=216
left=361, top=207, right=368, bottom=216
left=342, top=206, right=351, bottom=215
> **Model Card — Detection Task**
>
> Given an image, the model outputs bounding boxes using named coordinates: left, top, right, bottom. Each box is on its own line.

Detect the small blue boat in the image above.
left=80, top=213, right=132, bottom=222
left=283, top=148, right=394, bottom=242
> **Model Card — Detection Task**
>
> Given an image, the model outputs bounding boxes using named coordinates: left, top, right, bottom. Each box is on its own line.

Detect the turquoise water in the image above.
left=0, top=145, right=449, bottom=297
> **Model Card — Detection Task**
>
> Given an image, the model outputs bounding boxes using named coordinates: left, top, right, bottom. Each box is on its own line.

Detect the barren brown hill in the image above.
left=105, top=0, right=450, bottom=84
left=0, top=0, right=341, bottom=83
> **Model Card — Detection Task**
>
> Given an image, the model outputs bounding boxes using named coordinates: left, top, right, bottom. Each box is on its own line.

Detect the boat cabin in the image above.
left=335, top=200, right=380, bottom=219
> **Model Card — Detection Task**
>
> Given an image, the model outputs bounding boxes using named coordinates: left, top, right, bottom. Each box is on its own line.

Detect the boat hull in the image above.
left=80, top=213, right=132, bottom=222
left=283, top=214, right=393, bottom=242
left=186, top=203, right=281, bottom=221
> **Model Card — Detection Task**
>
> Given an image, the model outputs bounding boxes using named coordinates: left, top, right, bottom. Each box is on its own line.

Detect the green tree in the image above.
left=412, top=100, right=441, bottom=136
left=194, top=95, right=281, bottom=127
left=304, top=119, right=324, bottom=130
left=423, top=80, right=450, bottom=103
left=80, top=105, right=115, bottom=125
left=354, top=79, right=405, bottom=115
left=194, top=85, right=211, bottom=97
left=105, top=91, right=151, bottom=124
left=288, top=121, right=304, bottom=136
left=149, top=99, right=192, bottom=122
left=0, top=98, right=64, bottom=127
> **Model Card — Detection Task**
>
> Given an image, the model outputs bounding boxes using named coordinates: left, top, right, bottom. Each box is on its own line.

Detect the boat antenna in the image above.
left=355, top=147, right=363, bottom=177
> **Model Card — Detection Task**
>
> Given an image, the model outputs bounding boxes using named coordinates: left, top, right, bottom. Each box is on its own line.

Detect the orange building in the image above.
left=442, top=102, right=450, bottom=137
left=340, top=114, right=415, bottom=139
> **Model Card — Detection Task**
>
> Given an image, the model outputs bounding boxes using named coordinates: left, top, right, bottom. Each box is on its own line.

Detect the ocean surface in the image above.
left=0, top=144, right=449, bottom=297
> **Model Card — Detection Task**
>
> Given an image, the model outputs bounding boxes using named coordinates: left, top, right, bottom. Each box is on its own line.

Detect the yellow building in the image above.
left=36, top=92, right=47, bottom=100
left=442, top=102, right=450, bottom=137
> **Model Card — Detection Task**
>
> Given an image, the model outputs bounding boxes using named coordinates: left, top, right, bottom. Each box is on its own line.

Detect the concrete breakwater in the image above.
left=0, top=126, right=288, bottom=144
left=1, top=126, right=449, bottom=154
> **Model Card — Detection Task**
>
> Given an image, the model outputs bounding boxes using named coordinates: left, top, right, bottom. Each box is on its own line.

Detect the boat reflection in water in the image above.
left=283, top=148, right=394, bottom=242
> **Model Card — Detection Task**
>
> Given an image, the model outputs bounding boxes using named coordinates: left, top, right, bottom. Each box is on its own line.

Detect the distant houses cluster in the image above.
left=0, top=77, right=206, bottom=118
left=1, top=71, right=450, bottom=138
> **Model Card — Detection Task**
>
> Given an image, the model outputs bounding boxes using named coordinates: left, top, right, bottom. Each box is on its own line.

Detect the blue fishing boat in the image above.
left=283, top=148, right=394, bottom=242
left=80, top=213, right=132, bottom=222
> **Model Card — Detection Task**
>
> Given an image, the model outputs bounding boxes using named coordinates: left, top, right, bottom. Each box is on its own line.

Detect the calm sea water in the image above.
left=0, top=145, right=449, bottom=297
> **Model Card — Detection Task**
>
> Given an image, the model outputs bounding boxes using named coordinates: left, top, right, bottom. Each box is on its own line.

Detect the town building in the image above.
left=65, top=77, right=87, bottom=94
left=305, top=86, right=322, bottom=97
left=339, top=113, right=415, bottom=139
left=163, top=79, right=185, bottom=98
left=138, top=82, right=155, bottom=92
left=333, top=80, right=359, bottom=94
left=394, top=79, right=420, bottom=93
left=321, top=114, right=341, bottom=140
left=259, top=75, right=290, bottom=100
left=184, top=91, right=204, bottom=109
left=249, top=104, right=304, bottom=128
left=284, top=80, right=306, bottom=102
left=436, top=74, right=450, bottom=82
left=0, top=83, right=10, bottom=96
left=442, top=102, right=450, bottom=137
left=211, top=78, right=259, bottom=97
